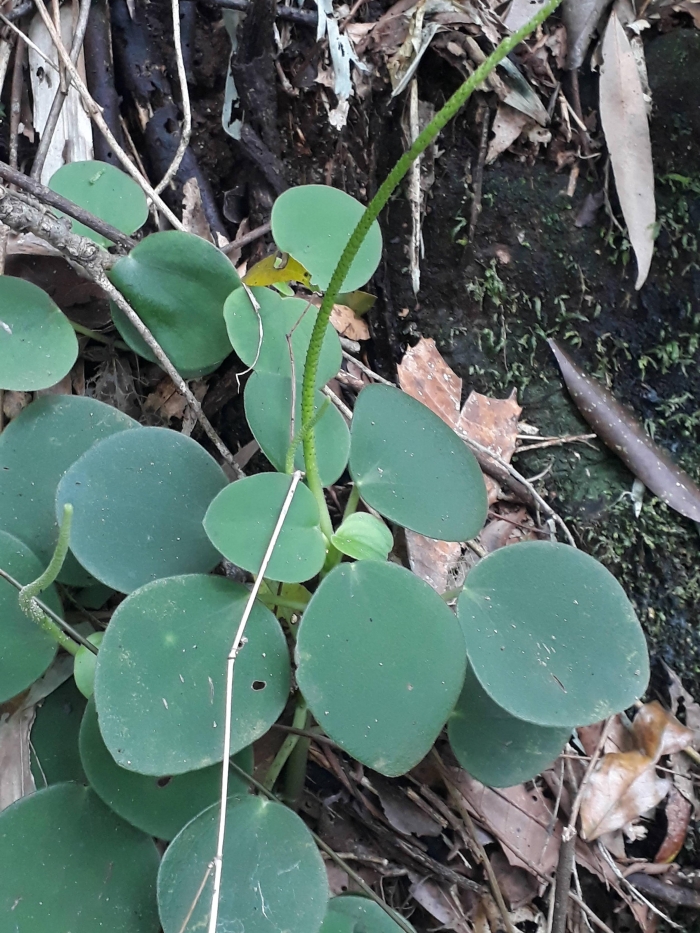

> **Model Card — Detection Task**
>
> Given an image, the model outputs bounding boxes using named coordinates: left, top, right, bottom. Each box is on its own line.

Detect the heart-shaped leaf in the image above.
left=330, top=511, right=393, bottom=561
left=321, top=895, right=409, bottom=933
left=349, top=385, right=488, bottom=541
left=0, top=530, right=62, bottom=703
left=0, top=276, right=78, bottom=391
left=457, top=541, right=650, bottom=727
left=56, top=427, right=227, bottom=593
left=223, top=285, right=341, bottom=386
left=79, top=697, right=252, bottom=840
left=296, top=560, right=466, bottom=776
left=0, top=783, right=160, bottom=932
left=48, top=160, right=148, bottom=246
left=94, top=574, right=290, bottom=775
left=31, top=678, right=87, bottom=787
left=158, top=796, right=328, bottom=933
left=0, top=395, right=138, bottom=585
left=73, top=632, right=104, bottom=699
left=271, top=185, right=382, bottom=292
left=244, top=370, right=350, bottom=486
left=204, top=472, right=327, bottom=583
left=108, top=231, right=241, bottom=378
left=448, top=665, right=572, bottom=788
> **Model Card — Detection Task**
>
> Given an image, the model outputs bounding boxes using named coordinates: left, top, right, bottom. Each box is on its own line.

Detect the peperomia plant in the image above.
left=0, top=2, right=651, bottom=931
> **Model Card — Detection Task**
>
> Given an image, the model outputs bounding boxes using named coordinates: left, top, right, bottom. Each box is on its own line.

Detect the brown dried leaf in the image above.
left=599, top=9, right=655, bottom=289
left=404, top=531, right=463, bottom=594
left=370, top=774, right=442, bottom=837
left=655, top=784, right=692, bottom=863
left=0, top=706, right=36, bottom=812
left=486, top=104, right=532, bottom=164
left=409, top=876, right=470, bottom=932
left=549, top=340, right=700, bottom=521
left=563, top=0, right=613, bottom=69
left=453, top=770, right=562, bottom=876
left=580, top=750, right=670, bottom=841
left=398, top=336, right=461, bottom=427
left=579, top=702, right=693, bottom=841
left=490, top=849, right=540, bottom=910
left=330, top=304, right=370, bottom=342
left=457, top=390, right=522, bottom=464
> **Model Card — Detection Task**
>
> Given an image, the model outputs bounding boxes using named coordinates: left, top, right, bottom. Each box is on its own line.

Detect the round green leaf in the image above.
left=295, top=560, right=466, bottom=776
left=48, top=160, right=148, bottom=247
left=0, top=783, right=160, bottom=932
left=321, top=895, right=409, bottom=933
left=79, top=697, right=251, bottom=840
left=448, top=665, right=572, bottom=788
left=73, top=632, right=104, bottom=698
left=108, top=231, right=241, bottom=378
left=204, top=472, right=327, bottom=583
left=457, top=541, right=650, bottom=727
left=271, top=186, right=382, bottom=292
left=0, top=530, right=62, bottom=703
left=158, top=796, right=329, bottom=933
left=349, top=385, right=488, bottom=541
left=223, top=285, right=341, bottom=386
left=0, top=276, right=78, bottom=391
left=0, top=395, right=139, bottom=585
left=94, top=574, right=290, bottom=775
left=330, top=511, right=393, bottom=561
left=56, top=426, right=227, bottom=593
left=31, top=677, right=87, bottom=787
left=245, top=370, right=350, bottom=486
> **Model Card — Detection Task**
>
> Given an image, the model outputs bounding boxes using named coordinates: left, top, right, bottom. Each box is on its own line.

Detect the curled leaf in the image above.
left=549, top=340, right=700, bottom=521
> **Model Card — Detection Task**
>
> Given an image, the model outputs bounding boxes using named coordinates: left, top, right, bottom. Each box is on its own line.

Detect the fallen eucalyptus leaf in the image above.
left=599, top=9, right=655, bottom=289
left=549, top=340, right=700, bottom=521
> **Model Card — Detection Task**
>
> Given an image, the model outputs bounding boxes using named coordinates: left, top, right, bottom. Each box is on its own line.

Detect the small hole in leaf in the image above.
left=252, top=680, right=267, bottom=691
left=157, top=776, right=173, bottom=788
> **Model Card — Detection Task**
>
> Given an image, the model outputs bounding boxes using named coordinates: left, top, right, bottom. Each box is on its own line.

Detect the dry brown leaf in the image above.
left=2, top=391, right=32, bottom=421
left=453, top=770, right=562, bottom=877
left=486, top=104, right=532, bottom=163
left=404, top=531, right=464, bottom=594
left=675, top=0, right=700, bottom=25
left=369, top=774, right=443, bottom=837
left=655, top=784, right=692, bottom=863
left=0, top=706, right=36, bottom=812
left=479, top=507, right=539, bottom=552
left=490, top=849, right=540, bottom=910
left=330, top=304, right=370, bottom=342
left=397, top=336, right=461, bottom=427
left=457, top=390, right=521, bottom=463
left=409, top=875, right=470, bottom=932
left=579, top=702, right=693, bottom=841
left=599, top=9, right=655, bottom=289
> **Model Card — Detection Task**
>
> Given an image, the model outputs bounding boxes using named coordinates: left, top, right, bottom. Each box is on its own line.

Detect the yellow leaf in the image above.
left=243, top=253, right=312, bottom=288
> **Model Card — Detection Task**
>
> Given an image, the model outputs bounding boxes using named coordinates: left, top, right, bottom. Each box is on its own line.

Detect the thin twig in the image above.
left=322, top=384, right=352, bottom=421
left=221, top=221, right=271, bottom=255
left=8, top=32, right=24, bottom=172
left=514, top=433, right=597, bottom=453
left=597, top=844, right=683, bottom=929
left=341, top=350, right=395, bottom=387
left=457, top=431, right=576, bottom=546
left=0, top=160, right=137, bottom=249
left=208, top=472, right=304, bottom=933
left=32, top=0, right=185, bottom=230
left=551, top=717, right=614, bottom=933
left=0, top=12, right=58, bottom=71
left=94, top=269, right=241, bottom=472
left=31, top=0, right=93, bottom=181
left=154, top=0, right=192, bottom=195
left=434, top=752, right=517, bottom=933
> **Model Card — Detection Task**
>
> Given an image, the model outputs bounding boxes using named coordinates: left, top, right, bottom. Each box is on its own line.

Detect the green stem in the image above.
left=71, top=321, right=130, bottom=351
left=263, top=696, right=308, bottom=790
left=299, top=0, right=563, bottom=520
left=343, top=484, right=361, bottom=520
left=18, top=504, right=79, bottom=655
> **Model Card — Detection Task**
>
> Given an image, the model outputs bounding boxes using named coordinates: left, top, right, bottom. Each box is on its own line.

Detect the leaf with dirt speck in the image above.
left=549, top=339, right=700, bottom=521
